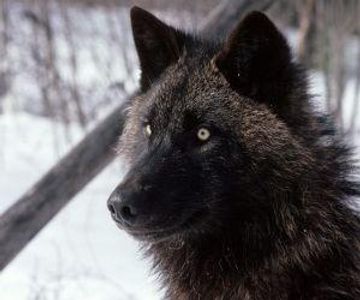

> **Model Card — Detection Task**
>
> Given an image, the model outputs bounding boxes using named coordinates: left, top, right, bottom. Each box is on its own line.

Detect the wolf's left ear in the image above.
left=215, top=11, right=294, bottom=107
left=130, top=6, right=186, bottom=92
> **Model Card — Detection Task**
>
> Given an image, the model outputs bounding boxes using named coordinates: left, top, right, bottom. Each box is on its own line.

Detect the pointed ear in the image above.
left=215, top=11, right=294, bottom=107
left=130, top=6, right=185, bottom=92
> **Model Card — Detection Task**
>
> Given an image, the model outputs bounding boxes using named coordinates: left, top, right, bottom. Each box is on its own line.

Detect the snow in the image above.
left=0, top=113, right=162, bottom=300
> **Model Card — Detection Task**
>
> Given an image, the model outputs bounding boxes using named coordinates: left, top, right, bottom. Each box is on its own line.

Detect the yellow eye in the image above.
left=145, top=124, right=152, bottom=137
left=197, top=128, right=210, bottom=141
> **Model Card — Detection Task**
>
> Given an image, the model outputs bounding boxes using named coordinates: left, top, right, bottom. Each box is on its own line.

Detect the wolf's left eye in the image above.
left=197, top=128, right=211, bottom=142
left=144, top=124, right=152, bottom=137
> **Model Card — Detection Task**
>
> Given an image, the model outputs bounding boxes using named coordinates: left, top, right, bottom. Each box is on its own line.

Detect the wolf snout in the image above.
left=107, top=181, right=152, bottom=227
left=107, top=190, right=137, bottom=225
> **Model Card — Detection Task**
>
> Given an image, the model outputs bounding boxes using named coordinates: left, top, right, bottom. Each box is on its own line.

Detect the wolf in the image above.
left=107, top=6, right=360, bottom=299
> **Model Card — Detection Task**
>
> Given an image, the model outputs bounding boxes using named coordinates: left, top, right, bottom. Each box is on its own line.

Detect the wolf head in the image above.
left=108, top=7, right=326, bottom=244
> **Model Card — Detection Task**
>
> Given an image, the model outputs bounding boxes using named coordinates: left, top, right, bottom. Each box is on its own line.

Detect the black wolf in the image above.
left=108, top=7, right=360, bottom=299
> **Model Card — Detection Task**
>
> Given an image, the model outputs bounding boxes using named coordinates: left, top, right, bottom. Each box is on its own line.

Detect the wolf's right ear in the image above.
left=214, top=11, right=293, bottom=108
left=130, top=7, right=185, bottom=92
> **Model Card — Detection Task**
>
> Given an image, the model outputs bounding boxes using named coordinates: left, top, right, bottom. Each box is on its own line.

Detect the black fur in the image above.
left=108, top=7, right=360, bottom=299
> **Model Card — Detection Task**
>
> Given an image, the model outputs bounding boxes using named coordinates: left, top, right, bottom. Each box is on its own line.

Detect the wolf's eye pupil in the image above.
left=145, top=124, right=152, bottom=137
left=197, top=128, right=210, bottom=141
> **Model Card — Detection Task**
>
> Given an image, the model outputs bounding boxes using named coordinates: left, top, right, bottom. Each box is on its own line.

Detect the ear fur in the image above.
left=215, top=11, right=294, bottom=107
left=130, top=6, right=186, bottom=92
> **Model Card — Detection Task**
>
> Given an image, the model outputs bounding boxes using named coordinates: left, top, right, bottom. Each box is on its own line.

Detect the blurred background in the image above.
left=0, top=0, right=359, bottom=299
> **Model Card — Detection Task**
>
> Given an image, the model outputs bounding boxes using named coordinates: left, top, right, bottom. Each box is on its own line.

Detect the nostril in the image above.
left=120, top=205, right=137, bottom=222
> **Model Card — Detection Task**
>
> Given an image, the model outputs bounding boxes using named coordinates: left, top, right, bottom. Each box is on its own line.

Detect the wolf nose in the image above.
left=107, top=190, right=138, bottom=225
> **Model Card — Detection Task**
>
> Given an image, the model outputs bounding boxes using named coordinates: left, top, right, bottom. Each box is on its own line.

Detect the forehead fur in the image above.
left=119, top=42, right=311, bottom=172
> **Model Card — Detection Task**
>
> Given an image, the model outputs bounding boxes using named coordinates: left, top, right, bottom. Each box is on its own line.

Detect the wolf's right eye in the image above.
left=197, top=128, right=211, bottom=142
left=144, top=124, right=152, bottom=137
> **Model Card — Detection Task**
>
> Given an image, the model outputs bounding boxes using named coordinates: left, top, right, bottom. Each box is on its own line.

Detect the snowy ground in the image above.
left=0, top=113, right=162, bottom=300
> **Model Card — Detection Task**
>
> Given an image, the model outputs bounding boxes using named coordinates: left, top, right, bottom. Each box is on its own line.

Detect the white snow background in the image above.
left=0, top=3, right=359, bottom=300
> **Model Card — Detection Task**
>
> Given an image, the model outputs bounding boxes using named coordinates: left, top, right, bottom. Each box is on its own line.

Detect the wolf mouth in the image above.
left=117, top=210, right=206, bottom=243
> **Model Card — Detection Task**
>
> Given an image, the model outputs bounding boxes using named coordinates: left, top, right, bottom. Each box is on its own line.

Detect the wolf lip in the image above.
left=128, top=228, right=179, bottom=243
left=115, top=210, right=206, bottom=242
